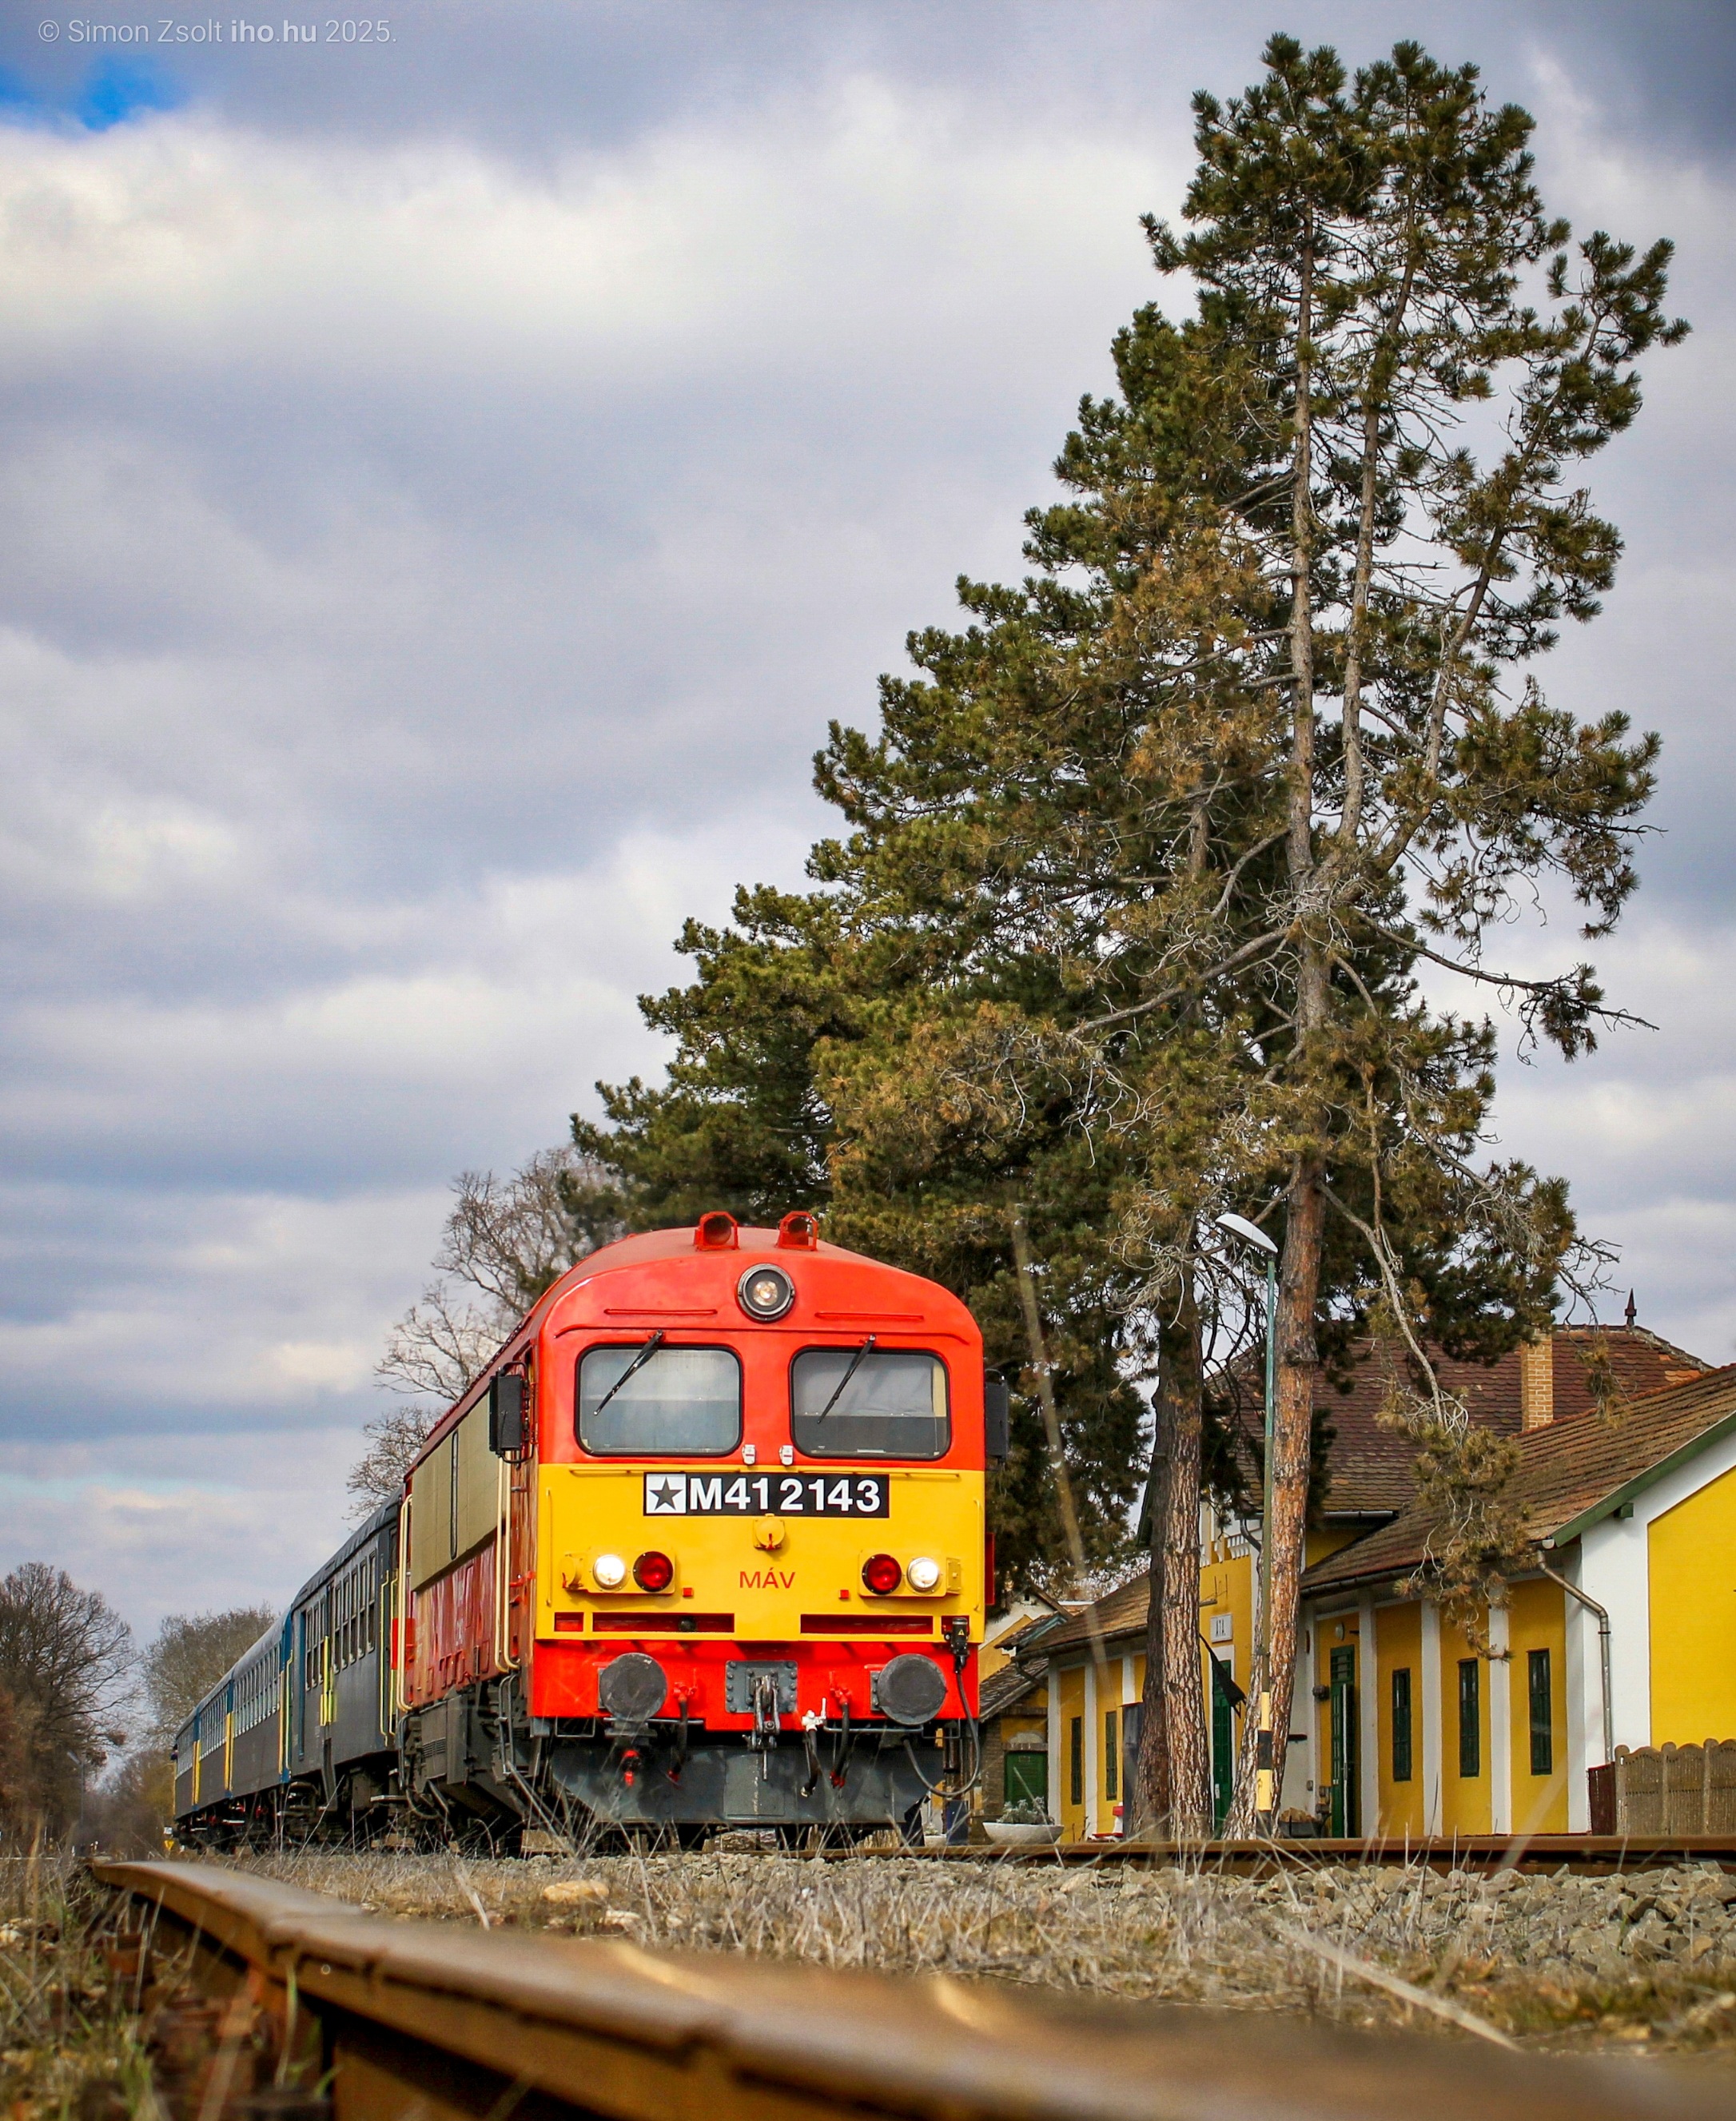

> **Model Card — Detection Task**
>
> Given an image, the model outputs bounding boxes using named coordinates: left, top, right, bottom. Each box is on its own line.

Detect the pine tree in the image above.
left=1077, top=35, right=1682, bottom=1824
left=579, top=35, right=1681, bottom=1830
left=577, top=889, right=1157, bottom=1598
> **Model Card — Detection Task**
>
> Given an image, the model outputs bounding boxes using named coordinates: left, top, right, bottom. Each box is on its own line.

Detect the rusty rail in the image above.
left=93, top=1859, right=1730, bottom=2121
left=897, top=1833, right=1736, bottom=1874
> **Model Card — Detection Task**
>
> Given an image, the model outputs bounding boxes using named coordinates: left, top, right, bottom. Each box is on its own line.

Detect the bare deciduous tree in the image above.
left=352, top=1144, right=627, bottom=1516
left=375, top=1281, right=506, bottom=1403
left=142, top=1606, right=278, bottom=1748
left=436, top=1147, right=625, bottom=1314
left=345, top=1402, right=441, bottom=1517
left=0, top=1563, right=133, bottom=1840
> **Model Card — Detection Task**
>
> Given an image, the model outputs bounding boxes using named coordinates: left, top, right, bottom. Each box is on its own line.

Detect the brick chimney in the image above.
left=1519, top=1335, right=1555, bottom=1431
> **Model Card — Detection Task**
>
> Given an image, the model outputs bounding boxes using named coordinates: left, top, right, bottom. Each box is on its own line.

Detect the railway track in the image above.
left=872, top=1832, right=1736, bottom=1874
left=94, top=1858, right=1730, bottom=2121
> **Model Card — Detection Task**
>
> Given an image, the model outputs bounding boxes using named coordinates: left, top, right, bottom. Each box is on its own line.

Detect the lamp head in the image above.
left=1216, top=1212, right=1277, bottom=1257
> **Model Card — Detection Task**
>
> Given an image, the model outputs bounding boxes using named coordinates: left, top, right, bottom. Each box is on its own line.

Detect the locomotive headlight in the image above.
left=738, top=1263, right=795, bottom=1321
left=592, top=1552, right=627, bottom=1589
left=906, top=1555, right=942, bottom=1594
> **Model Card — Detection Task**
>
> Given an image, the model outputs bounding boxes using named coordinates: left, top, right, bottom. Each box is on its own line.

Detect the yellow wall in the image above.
left=1098, top=1652, right=1147, bottom=1834
left=980, top=1611, right=1047, bottom=1682
left=1045, top=1649, right=1150, bottom=1836
left=1505, top=1578, right=1569, bottom=1832
left=1199, top=1551, right=1253, bottom=1691
left=1374, top=1601, right=1424, bottom=1836
left=1056, top=1663, right=1087, bottom=1840
left=1438, top=1615, right=1491, bottom=1833
left=1650, top=1462, right=1736, bottom=1745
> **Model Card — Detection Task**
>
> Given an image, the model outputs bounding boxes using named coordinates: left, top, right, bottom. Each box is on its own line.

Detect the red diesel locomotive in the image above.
left=172, top=1211, right=1003, bottom=1846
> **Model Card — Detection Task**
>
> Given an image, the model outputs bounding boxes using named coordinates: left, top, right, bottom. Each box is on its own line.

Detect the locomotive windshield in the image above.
left=790, top=1348, right=949, bottom=1458
left=577, top=1343, right=742, bottom=1454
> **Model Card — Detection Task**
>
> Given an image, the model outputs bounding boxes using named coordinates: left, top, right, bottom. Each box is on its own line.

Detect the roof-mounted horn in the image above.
left=695, top=1211, right=739, bottom=1251
left=777, top=1212, right=818, bottom=1250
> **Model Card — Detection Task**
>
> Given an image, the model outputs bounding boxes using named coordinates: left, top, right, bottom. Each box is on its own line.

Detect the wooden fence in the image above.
left=1594, top=1741, right=1736, bottom=1835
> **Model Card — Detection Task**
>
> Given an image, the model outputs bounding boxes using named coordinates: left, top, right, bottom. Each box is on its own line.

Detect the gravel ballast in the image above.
left=212, top=1848, right=1736, bottom=2058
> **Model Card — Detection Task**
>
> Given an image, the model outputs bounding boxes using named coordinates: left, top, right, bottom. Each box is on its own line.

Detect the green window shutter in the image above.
left=1528, top=1648, right=1553, bottom=1776
left=1104, top=1709, right=1119, bottom=1801
left=1457, top=1658, right=1481, bottom=1779
left=1069, top=1716, right=1083, bottom=1805
left=1391, top=1666, right=1412, bottom=1782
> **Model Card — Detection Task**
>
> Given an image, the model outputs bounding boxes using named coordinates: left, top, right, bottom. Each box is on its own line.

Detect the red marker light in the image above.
left=633, top=1550, right=675, bottom=1592
left=862, top=1553, right=902, bottom=1596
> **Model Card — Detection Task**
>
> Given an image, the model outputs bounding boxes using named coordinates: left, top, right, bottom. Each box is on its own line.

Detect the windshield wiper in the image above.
left=814, top=1335, right=875, bottom=1423
left=590, top=1331, right=666, bottom=1419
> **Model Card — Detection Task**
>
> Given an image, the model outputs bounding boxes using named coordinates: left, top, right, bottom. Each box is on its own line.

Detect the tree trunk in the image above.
left=1135, top=1434, right=1174, bottom=1833
left=1264, top=1147, right=1325, bottom=1816
left=1228, top=212, right=1326, bottom=1837
left=1137, top=1273, right=1210, bottom=1836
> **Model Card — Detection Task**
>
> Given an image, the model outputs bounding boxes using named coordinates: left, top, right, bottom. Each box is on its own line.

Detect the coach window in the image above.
left=578, top=1344, right=742, bottom=1455
left=790, top=1348, right=950, bottom=1458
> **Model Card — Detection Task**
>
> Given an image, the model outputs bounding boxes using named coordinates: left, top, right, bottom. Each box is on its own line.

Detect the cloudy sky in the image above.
left=1, top=1, right=1731, bottom=1640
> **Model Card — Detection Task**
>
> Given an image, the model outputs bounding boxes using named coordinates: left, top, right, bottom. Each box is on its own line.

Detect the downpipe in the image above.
left=1535, top=1554, right=1614, bottom=1767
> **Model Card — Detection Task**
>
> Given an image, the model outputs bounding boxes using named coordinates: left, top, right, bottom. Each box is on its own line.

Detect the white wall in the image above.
left=1575, top=1417, right=1736, bottom=1762
left=1359, top=1593, right=1380, bottom=1836
left=1487, top=1603, right=1511, bottom=1834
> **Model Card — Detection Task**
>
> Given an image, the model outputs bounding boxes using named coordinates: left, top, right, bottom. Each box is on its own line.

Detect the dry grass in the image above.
left=0, top=1848, right=154, bottom=2121
left=210, top=1846, right=1736, bottom=2059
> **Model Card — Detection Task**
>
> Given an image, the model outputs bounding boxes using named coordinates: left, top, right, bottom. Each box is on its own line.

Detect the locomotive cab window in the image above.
left=578, top=1343, right=742, bottom=1455
left=790, top=1347, right=949, bottom=1458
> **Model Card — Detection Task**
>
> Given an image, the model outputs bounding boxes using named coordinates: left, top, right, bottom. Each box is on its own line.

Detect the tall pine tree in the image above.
left=579, top=34, right=1681, bottom=1828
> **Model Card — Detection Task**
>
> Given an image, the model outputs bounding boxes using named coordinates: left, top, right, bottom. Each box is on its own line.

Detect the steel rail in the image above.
left=94, top=1859, right=1729, bottom=2121
left=866, top=1833, right=1736, bottom=1873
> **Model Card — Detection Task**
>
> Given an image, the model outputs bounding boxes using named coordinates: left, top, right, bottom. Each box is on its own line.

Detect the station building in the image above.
left=985, top=1323, right=1736, bottom=1840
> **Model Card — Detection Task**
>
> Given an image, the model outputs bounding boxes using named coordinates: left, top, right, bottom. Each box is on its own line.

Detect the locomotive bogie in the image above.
left=545, top=1729, right=946, bottom=1831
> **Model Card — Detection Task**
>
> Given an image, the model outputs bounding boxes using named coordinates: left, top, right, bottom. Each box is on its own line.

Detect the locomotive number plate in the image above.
left=643, top=1471, right=888, bottom=1517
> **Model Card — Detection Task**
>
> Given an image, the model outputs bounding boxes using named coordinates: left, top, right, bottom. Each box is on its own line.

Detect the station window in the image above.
left=579, top=1344, right=742, bottom=1455
left=1457, top=1658, right=1480, bottom=1779
left=1527, top=1648, right=1554, bottom=1776
left=1069, top=1717, right=1083, bottom=1806
left=1390, top=1666, right=1412, bottom=1782
left=1103, top=1709, right=1119, bottom=1802
left=790, top=1348, right=949, bottom=1459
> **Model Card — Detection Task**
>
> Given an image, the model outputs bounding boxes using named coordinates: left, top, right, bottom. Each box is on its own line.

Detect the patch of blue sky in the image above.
left=0, top=58, right=182, bottom=131
left=7, top=1474, right=249, bottom=1503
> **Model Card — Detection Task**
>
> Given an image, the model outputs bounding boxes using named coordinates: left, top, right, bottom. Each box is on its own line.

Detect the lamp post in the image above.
left=1216, top=1212, right=1278, bottom=1833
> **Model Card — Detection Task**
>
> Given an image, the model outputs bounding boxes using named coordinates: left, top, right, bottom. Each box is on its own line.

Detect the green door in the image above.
left=1003, top=1750, right=1048, bottom=1813
left=1209, top=1659, right=1236, bottom=1832
left=1328, top=1646, right=1359, bottom=1836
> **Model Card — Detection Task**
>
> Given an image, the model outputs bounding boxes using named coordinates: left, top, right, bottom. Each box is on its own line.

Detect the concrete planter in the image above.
left=983, top=1820, right=1062, bottom=1847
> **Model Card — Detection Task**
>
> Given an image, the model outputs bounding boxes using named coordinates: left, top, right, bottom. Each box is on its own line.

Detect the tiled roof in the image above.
left=1304, top=1363, right=1736, bottom=1595
left=979, top=1656, right=1047, bottom=1720
left=1020, top=1572, right=1153, bottom=1660
left=1260, top=1324, right=1708, bottom=1520
left=1028, top=1328, right=1719, bottom=1661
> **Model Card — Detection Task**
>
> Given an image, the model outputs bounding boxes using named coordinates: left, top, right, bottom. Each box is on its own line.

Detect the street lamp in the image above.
left=1216, top=1212, right=1278, bottom=1833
